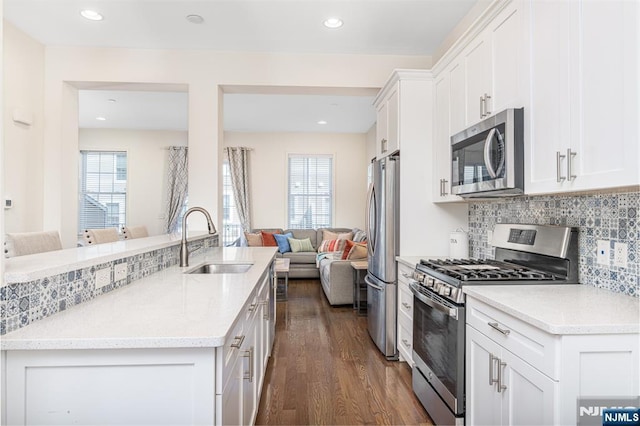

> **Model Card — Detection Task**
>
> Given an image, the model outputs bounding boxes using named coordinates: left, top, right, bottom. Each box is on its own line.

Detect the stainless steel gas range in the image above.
left=409, top=223, right=579, bottom=425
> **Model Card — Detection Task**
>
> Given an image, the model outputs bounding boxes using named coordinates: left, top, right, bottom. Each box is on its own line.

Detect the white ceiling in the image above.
left=6, top=0, right=479, bottom=132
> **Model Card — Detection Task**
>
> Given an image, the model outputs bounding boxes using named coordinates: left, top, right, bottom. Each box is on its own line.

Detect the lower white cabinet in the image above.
left=3, top=269, right=275, bottom=426
left=466, top=296, right=639, bottom=426
left=396, top=262, right=414, bottom=365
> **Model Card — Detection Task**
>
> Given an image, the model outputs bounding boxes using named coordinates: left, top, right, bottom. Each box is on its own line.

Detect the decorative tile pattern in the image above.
left=1, top=235, right=218, bottom=335
left=468, top=190, right=639, bottom=297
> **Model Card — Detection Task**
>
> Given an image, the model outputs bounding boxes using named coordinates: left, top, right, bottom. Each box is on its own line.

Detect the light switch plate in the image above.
left=115, top=262, right=128, bottom=281
left=95, top=267, right=111, bottom=290
left=596, top=240, right=610, bottom=265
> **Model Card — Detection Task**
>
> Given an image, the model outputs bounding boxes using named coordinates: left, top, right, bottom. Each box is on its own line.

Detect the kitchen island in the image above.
left=1, top=246, right=278, bottom=425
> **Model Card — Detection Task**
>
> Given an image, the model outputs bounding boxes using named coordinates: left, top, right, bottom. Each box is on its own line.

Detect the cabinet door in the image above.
left=386, top=86, right=400, bottom=154
left=466, top=326, right=502, bottom=426
left=376, top=101, right=388, bottom=159
left=464, top=36, right=491, bottom=125
left=568, top=0, right=639, bottom=191
left=242, top=324, right=257, bottom=425
left=500, top=349, right=558, bottom=425
left=220, top=356, right=243, bottom=426
left=490, top=4, right=523, bottom=114
left=449, top=61, right=466, bottom=135
left=525, top=0, right=571, bottom=194
left=433, top=73, right=456, bottom=203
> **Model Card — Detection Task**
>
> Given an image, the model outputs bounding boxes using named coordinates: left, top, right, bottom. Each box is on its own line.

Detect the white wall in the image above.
left=224, top=132, right=368, bottom=230
left=365, top=124, right=376, bottom=164
left=79, top=129, right=188, bottom=236
left=2, top=22, right=44, bottom=234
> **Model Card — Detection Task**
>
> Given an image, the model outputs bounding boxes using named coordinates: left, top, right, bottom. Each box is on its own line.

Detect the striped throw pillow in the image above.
left=318, top=239, right=346, bottom=253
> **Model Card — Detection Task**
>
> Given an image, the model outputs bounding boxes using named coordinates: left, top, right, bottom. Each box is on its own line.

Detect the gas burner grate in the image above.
left=419, top=258, right=557, bottom=281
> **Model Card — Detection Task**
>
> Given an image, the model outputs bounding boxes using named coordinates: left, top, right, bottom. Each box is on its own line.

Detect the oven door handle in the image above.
left=410, top=283, right=458, bottom=319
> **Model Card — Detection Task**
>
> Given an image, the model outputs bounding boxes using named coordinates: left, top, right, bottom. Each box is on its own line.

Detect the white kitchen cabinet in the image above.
left=375, top=84, right=399, bottom=158
left=466, top=296, right=639, bottom=426
left=433, top=72, right=465, bottom=203
left=448, top=61, right=466, bottom=136
left=466, top=326, right=557, bottom=426
left=525, top=0, right=639, bottom=194
left=396, top=262, right=415, bottom=365
left=462, top=2, right=524, bottom=126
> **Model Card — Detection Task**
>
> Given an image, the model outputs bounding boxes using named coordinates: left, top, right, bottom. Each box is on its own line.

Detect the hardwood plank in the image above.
left=256, top=279, right=433, bottom=425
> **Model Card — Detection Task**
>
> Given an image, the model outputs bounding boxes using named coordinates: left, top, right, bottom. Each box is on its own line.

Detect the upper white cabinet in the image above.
left=375, top=84, right=399, bottom=158
left=463, top=2, right=524, bottom=127
left=525, top=0, right=639, bottom=194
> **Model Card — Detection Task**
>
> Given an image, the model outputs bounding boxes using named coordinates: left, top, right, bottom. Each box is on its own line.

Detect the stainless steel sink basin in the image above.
left=186, top=263, right=253, bottom=274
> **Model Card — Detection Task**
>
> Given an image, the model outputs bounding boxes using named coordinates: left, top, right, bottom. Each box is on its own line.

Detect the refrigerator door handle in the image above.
left=366, top=182, right=377, bottom=256
left=365, top=275, right=384, bottom=291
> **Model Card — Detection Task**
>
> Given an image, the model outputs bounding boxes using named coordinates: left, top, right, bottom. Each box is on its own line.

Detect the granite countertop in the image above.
left=0, top=247, right=278, bottom=351
left=464, top=284, right=640, bottom=334
left=4, top=232, right=215, bottom=284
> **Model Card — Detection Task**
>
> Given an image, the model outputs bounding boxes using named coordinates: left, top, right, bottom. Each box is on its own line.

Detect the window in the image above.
left=222, top=160, right=242, bottom=246
left=288, top=155, right=333, bottom=229
left=79, top=151, right=127, bottom=233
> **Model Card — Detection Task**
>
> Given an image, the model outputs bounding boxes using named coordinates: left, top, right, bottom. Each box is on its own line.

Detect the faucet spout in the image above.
left=180, top=207, right=217, bottom=267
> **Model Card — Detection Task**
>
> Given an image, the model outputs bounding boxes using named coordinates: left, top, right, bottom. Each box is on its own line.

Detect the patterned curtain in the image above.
left=166, top=147, right=189, bottom=233
left=224, top=147, right=252, bottom=232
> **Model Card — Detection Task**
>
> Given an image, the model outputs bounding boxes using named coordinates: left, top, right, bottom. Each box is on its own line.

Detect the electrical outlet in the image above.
left=487, top=230, right=494, bottom=244
left=115, top=262, right=128, bottom=281
left=596, top=240, right=610, bottom=265
left=95, top=267, right=111, bottom=290
left=614, top=242, right=628, bottom=268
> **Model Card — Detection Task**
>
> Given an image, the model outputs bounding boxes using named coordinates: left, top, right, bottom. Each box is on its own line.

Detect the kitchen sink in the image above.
left=186, top=263, right=253, bottom=274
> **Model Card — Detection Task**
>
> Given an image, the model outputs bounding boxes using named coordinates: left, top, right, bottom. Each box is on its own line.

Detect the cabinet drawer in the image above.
left=398, top=315, right=414, bottom=365
left=398, top=284, right=414, bottom=319
left=397, top=262, right=414, bottom=285
left=466, top=297, right=560, bottom=379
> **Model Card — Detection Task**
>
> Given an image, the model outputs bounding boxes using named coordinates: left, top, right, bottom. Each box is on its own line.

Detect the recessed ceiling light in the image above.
left=80, top=9, right=103, bottom=21
left=317, top=120, right=328, bottom=125
left=186, top=14, right=205, bottom=24
left=323, top=18, right=343, bottom=29
left=96, top=116, right=107, bottom=121
left=107, top=99, right=117, bottom=103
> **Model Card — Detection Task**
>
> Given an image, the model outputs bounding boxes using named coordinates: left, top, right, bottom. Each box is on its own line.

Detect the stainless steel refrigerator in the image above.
left=365, top=155, right=399, bottom=360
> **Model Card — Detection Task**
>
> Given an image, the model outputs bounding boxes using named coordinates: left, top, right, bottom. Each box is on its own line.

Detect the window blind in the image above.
left=78, top=151, right=127, bottom=234
left=288, top=155, right=333, bottom=229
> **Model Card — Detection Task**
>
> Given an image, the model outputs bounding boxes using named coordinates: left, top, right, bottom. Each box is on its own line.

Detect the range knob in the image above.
left=441, top=286, right=451, bottom=297
left=426, top=278, right=435, bottom=288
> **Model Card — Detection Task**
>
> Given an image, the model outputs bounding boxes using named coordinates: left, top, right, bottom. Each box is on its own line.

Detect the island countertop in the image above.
left=0, top=247, right=278, bottom=351
left=464, top=284, right=640, bottom=334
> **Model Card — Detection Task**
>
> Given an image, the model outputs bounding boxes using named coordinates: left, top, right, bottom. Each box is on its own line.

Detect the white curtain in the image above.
left=224, top=147, right=252, bottom=232
left=166, top=146, right=189, bottom=233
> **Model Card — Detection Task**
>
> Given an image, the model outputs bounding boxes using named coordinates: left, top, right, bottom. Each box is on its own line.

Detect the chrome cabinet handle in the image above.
left=231, top=335, right=245, bottom=349
left=243, top=347, right=254, bottom=382
left=248, top=303, right=257, bottom=313
left=556, top=151, right=566, bottom=182
left=567, top=148, right=577, bottom=181
left=442, top=179, right=448, bottom=196
left=402, top=339, right=411, bottom=348
left=381, top=138, right=388, bottom=153
left=489, top=353, right=499, bottom=386
left=480, top=96, right=485, bottom=118
left=402, top=302, right=411, bottom=310
left=497, top=360, right=507, bottom=393
left=260, top=300, right=269, bottom=320
left=488, top=322, right=511, bottom=335
left=484, top=93, right=492, bottom=116
left=401, top=273, right=411, bottom=279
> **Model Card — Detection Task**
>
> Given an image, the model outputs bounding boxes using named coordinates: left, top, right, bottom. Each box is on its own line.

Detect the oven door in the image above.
left=410, top=282, right=465, bottom=416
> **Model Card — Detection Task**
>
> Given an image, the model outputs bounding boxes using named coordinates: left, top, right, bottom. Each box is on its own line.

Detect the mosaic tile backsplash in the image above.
left=468, top=190, right=639, bottom=297
left=0, top=235, right=218, bottom=335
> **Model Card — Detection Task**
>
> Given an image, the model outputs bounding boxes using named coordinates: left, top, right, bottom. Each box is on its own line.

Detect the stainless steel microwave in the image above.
left=451, top=108, right=524, bottom=198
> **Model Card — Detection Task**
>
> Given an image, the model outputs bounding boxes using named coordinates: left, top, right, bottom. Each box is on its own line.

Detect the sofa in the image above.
left=245, top=227, right=366, bottom=305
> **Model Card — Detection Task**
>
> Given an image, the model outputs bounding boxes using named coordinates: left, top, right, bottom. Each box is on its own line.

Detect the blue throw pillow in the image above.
left=273, top=232, right=293, bottom=253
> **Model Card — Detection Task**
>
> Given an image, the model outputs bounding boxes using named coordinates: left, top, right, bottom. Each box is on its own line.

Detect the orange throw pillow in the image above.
left=261, top=230, right=280, bottom=247
left=341, top=240, right=355, bottom=260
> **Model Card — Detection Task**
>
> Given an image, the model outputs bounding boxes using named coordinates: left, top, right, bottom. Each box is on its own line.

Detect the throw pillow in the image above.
left=318, top=238, right=347, bottom=253
left=260, top=230, right=281, bottom=247
left=245, top=232, right=263, bottom=247
left=322, top=230, right=354, bottom=242
left=352, top=228, right=367, bottom=243
left=288, top=237, right=315, bottom=253
left=273, top=232, right=293, bottom=253
left=342, top=239, right=368, bottom=260
left=347, top=242, right=368, bottom=260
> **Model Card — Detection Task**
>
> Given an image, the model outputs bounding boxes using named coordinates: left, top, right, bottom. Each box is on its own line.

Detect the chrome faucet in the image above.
left=180, top=207, right=217, bottom=267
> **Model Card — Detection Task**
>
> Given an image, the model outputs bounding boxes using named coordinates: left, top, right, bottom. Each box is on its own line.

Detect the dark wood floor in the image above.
left=256, top=279, right=433, bottom=426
